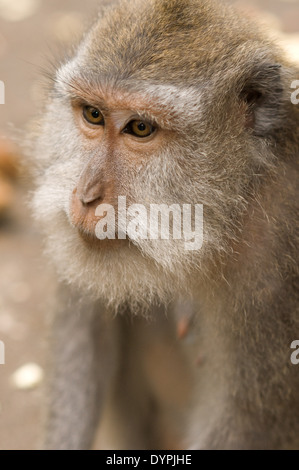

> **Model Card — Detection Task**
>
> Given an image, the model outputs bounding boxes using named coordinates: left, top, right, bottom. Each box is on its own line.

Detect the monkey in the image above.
left=30, top=0, right=299, bottom=450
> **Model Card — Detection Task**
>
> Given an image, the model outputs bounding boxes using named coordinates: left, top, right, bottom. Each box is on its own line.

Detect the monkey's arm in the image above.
left=43, top=284, right=117, bottom=450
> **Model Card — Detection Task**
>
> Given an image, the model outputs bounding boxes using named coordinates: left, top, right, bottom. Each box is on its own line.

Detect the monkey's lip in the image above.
left=76, top=227, right=130, bottom=249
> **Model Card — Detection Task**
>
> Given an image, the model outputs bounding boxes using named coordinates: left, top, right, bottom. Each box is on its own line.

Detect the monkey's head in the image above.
left=32, top=0, right=298, bottom=309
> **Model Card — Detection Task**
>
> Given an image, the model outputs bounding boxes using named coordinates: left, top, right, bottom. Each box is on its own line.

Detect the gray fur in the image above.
left=31, top=0, right=299, bottom=449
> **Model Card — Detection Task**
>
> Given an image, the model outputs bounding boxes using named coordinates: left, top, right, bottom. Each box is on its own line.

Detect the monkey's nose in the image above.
left=76, top=173, right=106, bottom=206
left=70, top=187, right=103, bottom=233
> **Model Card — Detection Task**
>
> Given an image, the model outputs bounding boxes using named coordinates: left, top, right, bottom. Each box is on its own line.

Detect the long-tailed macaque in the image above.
left=31, top=0, right=299, bottom=449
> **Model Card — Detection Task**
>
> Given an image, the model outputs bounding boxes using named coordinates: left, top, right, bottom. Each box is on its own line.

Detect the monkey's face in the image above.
left=33, top=81, right=209, bottom=307
left=32, top=0, right=287, bottom=308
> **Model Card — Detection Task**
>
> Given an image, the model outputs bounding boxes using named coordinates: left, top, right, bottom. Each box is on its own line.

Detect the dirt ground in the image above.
left=0, top=0, right=298, bottom=451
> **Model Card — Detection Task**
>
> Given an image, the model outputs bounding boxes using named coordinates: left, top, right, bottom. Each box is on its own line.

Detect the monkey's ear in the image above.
left=240, top=63, right=285, bottom=136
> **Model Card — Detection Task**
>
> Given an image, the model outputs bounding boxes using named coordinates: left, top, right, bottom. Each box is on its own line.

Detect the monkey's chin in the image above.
left=41, top=214, right=200, bottom=311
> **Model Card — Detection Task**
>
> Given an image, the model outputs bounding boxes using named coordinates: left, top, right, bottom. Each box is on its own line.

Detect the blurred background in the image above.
left=0, top=0, right=298, bottom=450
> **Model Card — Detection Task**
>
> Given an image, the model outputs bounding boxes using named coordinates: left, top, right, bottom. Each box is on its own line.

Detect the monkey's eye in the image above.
left=124, top=120, right=155, bottom=138
left=83, top=106, right=104, bottom=126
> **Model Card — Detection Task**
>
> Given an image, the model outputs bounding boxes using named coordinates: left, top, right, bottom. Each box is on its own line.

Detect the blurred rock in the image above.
left=10, top=363, right=44, bottom=390
left=0, top=137, right=18, bottom=216
left=0, top=138, right=18, bottom=178
left=0, top=176, right=14, bottom=213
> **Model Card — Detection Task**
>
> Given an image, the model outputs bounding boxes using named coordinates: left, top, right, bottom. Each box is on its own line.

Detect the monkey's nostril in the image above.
left=75, top=182, right=105, bottom=206
left=80, top=194, right=104, bottom=206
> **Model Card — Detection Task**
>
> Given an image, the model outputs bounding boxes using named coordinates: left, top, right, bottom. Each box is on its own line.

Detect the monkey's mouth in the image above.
left=76, top=226, right=131, bottom=250
left=70, top=187, right=132, bottom=248
left=69, top=189, right=139, bottom=249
